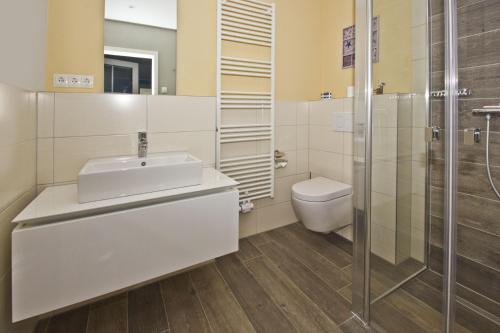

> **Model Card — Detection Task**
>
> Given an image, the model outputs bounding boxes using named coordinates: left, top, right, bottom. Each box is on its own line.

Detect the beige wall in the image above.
left=0, top=0, right=47, bottom=91
left=373, top=0, right=412, bottom=94
left=320, top=0, right=413, bottom=97
left=320, top=0, right=355, bottom=98
left=178, top=0, right=323, bottom=100
left=45, top=0, right=104, bottom=93
left=0, top=1, right=47, bottom=331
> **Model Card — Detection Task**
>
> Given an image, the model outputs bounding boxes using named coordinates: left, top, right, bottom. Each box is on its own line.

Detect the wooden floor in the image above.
left=34, top=223, right=499, bottom=333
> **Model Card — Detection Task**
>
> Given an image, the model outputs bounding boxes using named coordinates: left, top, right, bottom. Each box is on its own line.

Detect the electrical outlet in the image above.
left=67, top=75, right=81, bottom=87
left=53, top=74, right=68, bottom=87
left=80, top=75, right=94, bottom=88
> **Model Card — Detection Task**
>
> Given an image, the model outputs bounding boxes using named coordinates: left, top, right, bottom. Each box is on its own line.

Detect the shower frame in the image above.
left=351, top=0, right=458, bottom=331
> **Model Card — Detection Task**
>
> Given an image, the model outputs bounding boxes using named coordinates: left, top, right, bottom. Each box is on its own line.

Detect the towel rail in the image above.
left=217, top=0, right=275, bottom=208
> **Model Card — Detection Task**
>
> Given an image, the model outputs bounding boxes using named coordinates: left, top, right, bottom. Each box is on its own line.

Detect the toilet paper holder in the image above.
left=274, top=150, right=288, bottom=169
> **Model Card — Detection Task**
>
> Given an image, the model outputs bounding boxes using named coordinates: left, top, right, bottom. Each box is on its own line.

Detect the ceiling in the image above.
left=105, top=0, right=177, bottom=30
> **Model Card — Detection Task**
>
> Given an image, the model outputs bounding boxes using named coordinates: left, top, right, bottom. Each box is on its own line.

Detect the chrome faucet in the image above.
left=138, top=132, right=148, bottom=158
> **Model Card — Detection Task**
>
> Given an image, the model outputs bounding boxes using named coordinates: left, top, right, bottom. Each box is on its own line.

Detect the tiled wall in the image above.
left=0, top=83, right=37, bottom=332
left=239, top=101, right=310, bottom=237
left=430, top=0, right=500, bottom=315
left=37, top=93, right=216, bottom=188
left=308, top=98, right=354, bottom=240
left=36, top=93, right=310, bottom=239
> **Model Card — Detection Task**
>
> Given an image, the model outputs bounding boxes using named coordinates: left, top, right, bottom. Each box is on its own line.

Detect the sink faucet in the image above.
left=138, top=132, right=148, bottom=158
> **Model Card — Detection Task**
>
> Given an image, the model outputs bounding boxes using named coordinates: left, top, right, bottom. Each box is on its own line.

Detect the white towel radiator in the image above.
left=216, top=0, right=276, bottom=209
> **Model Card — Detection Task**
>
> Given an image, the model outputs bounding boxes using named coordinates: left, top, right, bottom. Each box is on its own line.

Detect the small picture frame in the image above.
left=342, top=16, right=379, bottom=69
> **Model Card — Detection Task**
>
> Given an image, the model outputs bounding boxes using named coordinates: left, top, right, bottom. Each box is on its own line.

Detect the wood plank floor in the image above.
left=34, top=223, right=499, bottom=333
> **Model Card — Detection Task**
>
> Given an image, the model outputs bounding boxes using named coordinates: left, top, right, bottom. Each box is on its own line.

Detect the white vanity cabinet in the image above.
left=11, top=168, right=239, bottom=322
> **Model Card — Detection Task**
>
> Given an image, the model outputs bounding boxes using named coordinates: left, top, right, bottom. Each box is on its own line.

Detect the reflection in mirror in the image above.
left=104, top=0, right=177, bottom=95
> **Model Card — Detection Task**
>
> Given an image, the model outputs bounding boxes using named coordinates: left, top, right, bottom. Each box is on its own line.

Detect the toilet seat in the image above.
left=292, top=177, right=352, bottom=202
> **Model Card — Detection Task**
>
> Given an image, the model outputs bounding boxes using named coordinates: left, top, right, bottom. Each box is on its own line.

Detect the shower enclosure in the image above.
left=352, top=0, right=500, bottom=332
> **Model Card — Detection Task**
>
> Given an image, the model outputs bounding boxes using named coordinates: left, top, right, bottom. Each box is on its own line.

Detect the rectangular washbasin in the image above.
left=78, top=152, right=203, bottom=203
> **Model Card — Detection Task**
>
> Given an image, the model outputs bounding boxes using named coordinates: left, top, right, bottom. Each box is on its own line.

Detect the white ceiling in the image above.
left=105, top=0, right=177, bottom=30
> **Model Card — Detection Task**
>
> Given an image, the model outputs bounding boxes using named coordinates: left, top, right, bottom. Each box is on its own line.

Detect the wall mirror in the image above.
left=104, top=0, right=177, bottom=95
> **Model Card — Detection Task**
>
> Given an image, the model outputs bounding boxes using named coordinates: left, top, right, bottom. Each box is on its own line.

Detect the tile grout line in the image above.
left=267, top=231, right=350, bottom=290
left=158, top=282, right=171, bottom=333
left=211, top=262, right=258, bottom=332
left=286, top=224, right=352, bottom=269
left=188, top=272, right=215, bottom=333
left=240, top=253, right=301, bottom=333
left=250, top=236, right=349, bottom=326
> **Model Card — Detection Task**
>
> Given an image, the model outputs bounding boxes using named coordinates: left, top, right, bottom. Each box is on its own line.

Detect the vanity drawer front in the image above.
left=12, top=189, right=239, bottom=322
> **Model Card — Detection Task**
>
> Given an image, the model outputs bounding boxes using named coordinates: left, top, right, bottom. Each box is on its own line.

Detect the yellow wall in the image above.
left=372, top=0, right=412, bottom=94
left=177, top=0, right=323, bottom=100
left=45, top=0, right=104, bottom=92
left=44, top=0, right=412, bottom=98
left=320, top=0, right=412, bottom=97
left=320, top=0, right=355, bottom=98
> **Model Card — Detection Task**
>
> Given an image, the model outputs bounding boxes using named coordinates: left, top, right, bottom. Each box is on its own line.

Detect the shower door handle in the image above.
left=425, top=126, right=441, bottom=142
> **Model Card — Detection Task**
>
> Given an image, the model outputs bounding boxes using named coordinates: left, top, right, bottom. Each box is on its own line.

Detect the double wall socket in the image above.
left=53, top=74, right=94, bottom=88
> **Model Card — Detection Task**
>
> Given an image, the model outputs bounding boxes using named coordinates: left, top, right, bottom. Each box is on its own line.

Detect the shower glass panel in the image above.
left=355, top=0, right=500, bottom=331
left=445, top=0, right=500, bottom=331
left=368, top=0, right=427, bottom=303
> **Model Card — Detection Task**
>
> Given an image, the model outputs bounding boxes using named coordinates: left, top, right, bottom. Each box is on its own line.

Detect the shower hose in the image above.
left=485, top=113, right=500, bottom=200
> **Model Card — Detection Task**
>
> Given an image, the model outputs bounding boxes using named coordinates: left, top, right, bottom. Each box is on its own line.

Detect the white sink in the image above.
left=78, top=152, right=203, bottom=203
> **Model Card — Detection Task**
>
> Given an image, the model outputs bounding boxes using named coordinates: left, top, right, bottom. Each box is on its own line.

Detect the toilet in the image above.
left=292, top=177, right=353, bottom=233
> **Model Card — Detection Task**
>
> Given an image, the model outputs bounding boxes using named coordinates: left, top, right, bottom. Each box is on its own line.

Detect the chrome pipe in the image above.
left=443, top=0, right=458, bottom=331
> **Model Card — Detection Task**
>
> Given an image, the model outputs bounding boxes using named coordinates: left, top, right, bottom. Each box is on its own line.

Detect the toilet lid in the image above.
left=292, top=177, right=352, bottom=202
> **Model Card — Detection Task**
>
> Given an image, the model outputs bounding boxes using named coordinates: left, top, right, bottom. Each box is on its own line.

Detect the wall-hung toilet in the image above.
left=292, top=177, right=353, bottom=233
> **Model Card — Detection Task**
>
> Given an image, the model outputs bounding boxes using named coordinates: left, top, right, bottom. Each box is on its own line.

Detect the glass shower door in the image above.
left=432, top=0, right=500, bottom=331
left=368, top=0, right=428, bottom=302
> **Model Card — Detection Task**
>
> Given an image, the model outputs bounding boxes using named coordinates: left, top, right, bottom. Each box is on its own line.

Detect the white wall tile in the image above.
left=372, top=160, right=397, bottom=196
left=296, top=149, right=309, bottom=174
left=309, top=99, right=343, bottom=125
left=297, top=102, right=309, bottom=125
left=373, top=127, right=397, bottom=161
left=276, top=101, right=297, bottom=125
left=371, top=224, right=396, bottom=264
left=297, top=125, right=309, bottom=150
left=412, top=94, right=427, bottom=128
left=410, top=226, right=425, bottom=262
left=343, top=132, right=353, bottom=156
left=54, top=135, right=137, bottom=183
left=149, top=131, right=215, bottom=166
left=148, top=96, right=215, bottom=133
left=372, top=94, right=398, bottom=128
left=342, top=98, right=354, bottom=112
left=0, top=83, right=36, bottom=148
left=37, top=92, right=54, bottom=138
left=343, top=155, right=353, bottom=185
left=276, top=126, right=297, bottom=151
left=309, top=126, right=343, bottom=154
left=371, top=191, right=396, bottom=231
left=255, top=174, right=297, bottom=208
left=0, top=141, right=36, bottom=211
left=412, top=127, right=426, bottom=162
left=239, top=210, right=257, bottom=238
left=309, top=150, right=344, bottom=182
left=54, top=93, right=147, bottom=137
left=257, top=201, right=298, bottom=233
left=37, top=138, right=53, bottom=185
